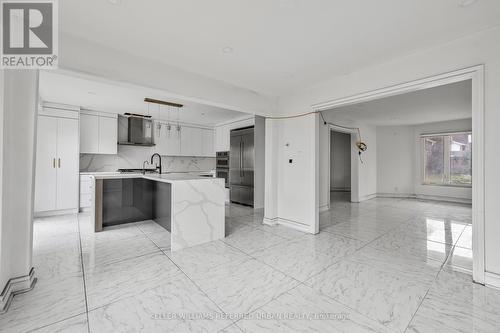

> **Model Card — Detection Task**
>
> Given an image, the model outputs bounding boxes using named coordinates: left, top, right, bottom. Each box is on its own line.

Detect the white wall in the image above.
left=254, top=116, right=266, bottom=209
left=278, top=26, right=500, bottom=274
left=264, top=114, right=318, bottom=233
left=0, top=71, right=39, bottom=293
left=376, top=126, right=415, bottom=196
left=330, top=131, right=351, bottom=191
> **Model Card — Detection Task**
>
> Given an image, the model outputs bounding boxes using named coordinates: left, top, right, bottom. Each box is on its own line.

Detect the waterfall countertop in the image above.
left=88, top=172, right=218, bottom=184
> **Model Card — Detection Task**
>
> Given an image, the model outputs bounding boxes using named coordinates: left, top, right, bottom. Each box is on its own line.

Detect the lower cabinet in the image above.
left=35, top=113, right=79, bottom=214
left=79, top=175, right=93, bottom=210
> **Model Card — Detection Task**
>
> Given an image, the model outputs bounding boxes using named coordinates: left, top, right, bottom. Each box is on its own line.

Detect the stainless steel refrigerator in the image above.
left=229, top=127, right=254, bottom=206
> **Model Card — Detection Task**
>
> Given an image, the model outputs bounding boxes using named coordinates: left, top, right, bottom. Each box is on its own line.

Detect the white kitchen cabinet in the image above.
left=154, top=121, right=181, bottom=156
left=80, top=113, right=99, bottom=153
left=98, top=115, right=118, bottom=154
left=215, top=117, right=255, bottom=152
left=80, top=112, right=117, bottom=154
left=180, top=126, right=202, bottom=156
left=202, top=128, right=215, bottom=157
left=79, top=174, right=93, bottom=210
left=35, top=114, right=79, bottom=214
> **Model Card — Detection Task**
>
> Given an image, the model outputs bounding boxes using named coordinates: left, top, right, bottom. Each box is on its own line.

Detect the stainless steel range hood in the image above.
left=118, top=114, right=155, bottom=147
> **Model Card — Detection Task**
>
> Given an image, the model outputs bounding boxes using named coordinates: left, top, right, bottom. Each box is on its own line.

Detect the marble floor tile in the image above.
left=33, top=214, right=80, bottom=237
left=225, top=204, right=255, bottom=219
left=82, top=233, right=160, bottom=268
left=322, top=220, right=391, bottom=242
left=80, top=222, right=145, bottom=248
left=368, top=229, right=453, bottom=264
left=257, top=224, right=306, bottom=240
left=238, top=284, right=391, bottom=333
left=145, top=229, right=172, bottom=250
left=399, top=216, right=466, bottom=245
left=407, top=269, right=500, bottom=333
left=252, top=239, right=343, bottom=281
left=33, top=232, right=81, bottom=255
left=33, top=250, right=82, bottom=279
left=85, top=252, right=183, bottom=310
left=135, top=220, right=168, bottom=234
left=223, top=225, right=289, bottom=254
left=88, top=274, right=230, bottom=333
left=188, top=258, right=299, bottom=314
left=0, top=272, right=86, bottom=333
left=31, top=314, right=88, bottom=333
left=305, top=259, right=430, bottom=332
left=456, top=225, right=472, bottom=249
left=444, top=246, right=473, bottom=273
left=166, top=240, right=251, bottom=276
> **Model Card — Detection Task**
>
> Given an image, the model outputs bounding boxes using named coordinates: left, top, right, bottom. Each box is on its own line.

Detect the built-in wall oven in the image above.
left=216, top=151, right=229, bottom=188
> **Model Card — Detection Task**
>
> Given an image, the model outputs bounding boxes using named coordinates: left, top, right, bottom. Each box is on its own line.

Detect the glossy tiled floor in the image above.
left=2, top=194, right=500, bottom=332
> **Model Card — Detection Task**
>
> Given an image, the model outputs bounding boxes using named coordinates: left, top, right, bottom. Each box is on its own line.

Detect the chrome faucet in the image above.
left=151, top=153, right=162, bottom=174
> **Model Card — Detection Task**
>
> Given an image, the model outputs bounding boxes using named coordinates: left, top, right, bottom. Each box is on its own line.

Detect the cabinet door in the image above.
left=153, top=121, right=167, bottom=155
left=191, top=127, right=203, bottom=156
left=202, top=129, right=215, bottom=157
left=56, top=118, right=79, bottom=210
left=165, top=125, right=181, bottom=156
left=80, top=113, right=99, bottom=153
left=98, top=116, right=117, bottom=154
left=34, top=116, right=58, bottom=212
left=180, top=126, right=193, bottom=156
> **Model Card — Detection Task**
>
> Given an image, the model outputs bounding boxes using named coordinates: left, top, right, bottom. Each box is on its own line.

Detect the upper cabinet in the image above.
left=80, top=111, right=118, bottom=154
left=215, top=117, right=255, bottom=152
left=154, top=121, right=214, bottom=157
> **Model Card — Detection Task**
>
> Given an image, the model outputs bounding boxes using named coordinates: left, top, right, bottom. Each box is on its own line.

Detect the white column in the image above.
left=0, top=70, right=39, bottom=311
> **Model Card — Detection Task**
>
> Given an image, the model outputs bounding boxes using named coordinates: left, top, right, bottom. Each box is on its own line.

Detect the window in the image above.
left=422, top=132, right=472, bottom=186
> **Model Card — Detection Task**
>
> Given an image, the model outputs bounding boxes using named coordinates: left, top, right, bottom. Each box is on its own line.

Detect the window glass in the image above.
left=450, top=133, right=472, bottom=185
left=424, top=136, right=444, bottom=184
left=422, top=132, right=471, bottom=186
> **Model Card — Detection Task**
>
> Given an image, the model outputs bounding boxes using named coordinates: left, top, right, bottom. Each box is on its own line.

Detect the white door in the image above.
left=34, top=116, right=58, bottom=212
left=98, top=116, right=118, bottom=154
left=80, top=113, right=99, bottom=153
left=56, top=118, right=79, bottom=210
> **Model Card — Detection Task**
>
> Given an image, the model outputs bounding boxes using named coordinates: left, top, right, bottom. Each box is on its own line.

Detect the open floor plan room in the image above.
left=1, top=1, right=500, bottom=333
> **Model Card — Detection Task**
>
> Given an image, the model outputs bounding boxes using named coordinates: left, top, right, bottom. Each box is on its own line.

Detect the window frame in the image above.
left=421, top=131, right=472, bottom=188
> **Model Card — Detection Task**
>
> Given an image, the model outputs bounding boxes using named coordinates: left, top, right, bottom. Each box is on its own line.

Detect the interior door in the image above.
left=34, top=116, right=58, bottom=212
left=56, top=117, right=79, bottom=210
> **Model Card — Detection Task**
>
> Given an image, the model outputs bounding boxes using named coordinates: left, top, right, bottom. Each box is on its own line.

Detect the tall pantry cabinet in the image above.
left=34, top=105, right=80, bottom=215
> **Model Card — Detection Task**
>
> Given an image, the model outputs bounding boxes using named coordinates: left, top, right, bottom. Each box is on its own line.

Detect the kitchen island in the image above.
left=91, top=173, right=225, bottom=251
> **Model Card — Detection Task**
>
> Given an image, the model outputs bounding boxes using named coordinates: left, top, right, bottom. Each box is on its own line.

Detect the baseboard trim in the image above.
left=357, top=193, right=377, bottom=202
left=318, top=204, right=329, bottom=212
left=375, top=193, right=471, bottom=205
left=263, top=217, right=278, bottom=226
left=35, top=208, right=78, bottom=218
left=276, top=218, right=313, bottom=233
left=0, top=268, right=37, bottom=314
left=485, top=272, right=500, bottom=290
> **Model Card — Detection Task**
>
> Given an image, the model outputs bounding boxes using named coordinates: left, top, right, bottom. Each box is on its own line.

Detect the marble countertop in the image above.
left=90, top=172, right=219, bottom=184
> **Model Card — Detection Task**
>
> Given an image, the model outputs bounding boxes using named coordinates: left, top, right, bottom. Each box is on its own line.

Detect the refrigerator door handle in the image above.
left=241, top=142, right=244, bottom=177
left=240, top=141, right=243, bottom=177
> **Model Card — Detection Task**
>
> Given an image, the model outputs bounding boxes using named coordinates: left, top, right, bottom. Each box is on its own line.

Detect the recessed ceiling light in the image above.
left=88, top=91, right=97, bottom=95
left=459, top=0, right=478, bottom=7
left=222, top=47, right=233, bottom=54
left=108, top=0, right=122, bottom=5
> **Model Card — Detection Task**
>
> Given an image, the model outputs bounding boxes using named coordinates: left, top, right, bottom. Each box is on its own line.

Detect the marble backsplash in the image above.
left=80, top=145, right=215, bottom=173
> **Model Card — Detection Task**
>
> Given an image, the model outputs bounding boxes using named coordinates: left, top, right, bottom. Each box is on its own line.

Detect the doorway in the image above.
left=313, top=65, right=485, bottom=284
left=330, top=130, right=351, bottom=205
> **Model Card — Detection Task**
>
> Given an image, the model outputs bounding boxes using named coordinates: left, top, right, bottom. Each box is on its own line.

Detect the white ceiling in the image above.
left=326, top=80, right=472, bottom=126
left=59, top=0, right=500, bottom=96
left=39, top=71, right=250, bottom=126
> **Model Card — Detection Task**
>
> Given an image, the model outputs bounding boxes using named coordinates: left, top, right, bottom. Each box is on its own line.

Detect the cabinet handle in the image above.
left=58, top=158, right=61, bottom=168
left=53, top=158, right=56, bottom=168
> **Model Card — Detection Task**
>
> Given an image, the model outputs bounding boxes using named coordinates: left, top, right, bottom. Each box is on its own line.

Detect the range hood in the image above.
left=118, top=114, right=155, bottom=147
